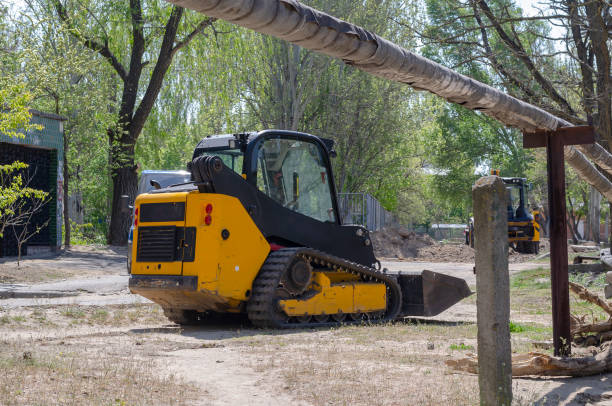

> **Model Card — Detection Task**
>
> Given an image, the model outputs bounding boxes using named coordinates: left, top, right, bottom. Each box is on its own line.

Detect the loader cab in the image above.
left=193, top=130, right=341, bottom=225
left=502, top=177, right=531, bottom=221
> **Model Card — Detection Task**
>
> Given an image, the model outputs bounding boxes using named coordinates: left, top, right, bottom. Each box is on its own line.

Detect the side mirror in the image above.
left=120, top=195, right=132, bottom=214
left=329, top=150, right=337, bottom=158
left=150, top=179, right=161, bottom=190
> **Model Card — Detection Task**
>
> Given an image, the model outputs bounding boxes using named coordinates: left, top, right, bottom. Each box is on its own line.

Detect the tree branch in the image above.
left=52, top=0, right=127, bottom=82
left=477, top=0, right=576, bottom=117
left=172, top=17, right=216, bottom=55
left=129, top=5, right=184, bottom=140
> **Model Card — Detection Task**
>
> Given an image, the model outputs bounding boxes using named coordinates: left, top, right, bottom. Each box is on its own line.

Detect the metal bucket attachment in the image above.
left=397, top=270, right=472, bottom=317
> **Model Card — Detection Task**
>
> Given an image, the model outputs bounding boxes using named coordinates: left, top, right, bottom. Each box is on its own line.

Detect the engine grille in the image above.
left=136, top=226, right=178, bottom=262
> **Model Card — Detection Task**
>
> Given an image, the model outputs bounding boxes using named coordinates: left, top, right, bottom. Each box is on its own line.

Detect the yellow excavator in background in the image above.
left=466, top=170, right=541, bottom=254
left=125, top=130, right=470, bottom=327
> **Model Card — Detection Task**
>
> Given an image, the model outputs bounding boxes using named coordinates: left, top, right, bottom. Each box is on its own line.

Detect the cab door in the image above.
left=254, top=135, right=338, bottom=223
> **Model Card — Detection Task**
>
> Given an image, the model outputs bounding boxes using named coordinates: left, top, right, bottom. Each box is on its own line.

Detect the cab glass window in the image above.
left=213, top=150, right=243, bottom=174
left=257, top=138, right=335, bottom=222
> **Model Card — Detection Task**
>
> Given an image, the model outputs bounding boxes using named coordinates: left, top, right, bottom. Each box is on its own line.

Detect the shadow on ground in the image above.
left=128, top=315, right=473, bottom=341
left=518, top=374, right=612, bottom=405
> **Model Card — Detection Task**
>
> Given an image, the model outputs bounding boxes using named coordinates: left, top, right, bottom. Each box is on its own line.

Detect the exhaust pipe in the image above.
left=396, top=270, right=472, bottom=317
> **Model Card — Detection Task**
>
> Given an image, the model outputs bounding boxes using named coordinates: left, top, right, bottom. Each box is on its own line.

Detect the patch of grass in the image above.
left=509, top=322, right=552, bottom=341
left=569, top=271, right=606, bottom=289
left=511, top=267, right=610, bottom=324
left=449, top=343, right=474, bottom=351
left=0, top=342, right=198, bottom=406
left=244, top=327, right=480, bottom=405
left=509, top=321, right=527, bottom=333
left=511, top=267, right=550, bottom=290
left=89, top=309, right=109, bottom=324
left=510, top=268, right=552, bottom=316
left=333, top=321, right=478, bottom=346
left=11, top=316, right=26, bottom=323
left=61, top=307, right=85, bottom=319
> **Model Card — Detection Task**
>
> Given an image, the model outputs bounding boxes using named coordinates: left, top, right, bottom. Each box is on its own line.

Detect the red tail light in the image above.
left=206, top=204, right=213, bottom=214
left=134, top=207, right=139, bottom=227
left=204, top=215, right=212, bottom=226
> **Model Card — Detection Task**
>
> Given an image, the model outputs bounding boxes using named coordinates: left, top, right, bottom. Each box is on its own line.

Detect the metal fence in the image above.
left=337, top=193, right=394, bottom=231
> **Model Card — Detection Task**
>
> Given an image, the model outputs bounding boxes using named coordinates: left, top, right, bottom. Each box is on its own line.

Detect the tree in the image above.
left=222, top=0, right=415, bottom=208
left=419, top=0, right=611, bottom=237
left=7, top=6, right=117, bottom=247
left=0, top=163, right=50, bottom=264
left=50, top=0, right=216, bottom=244
left=0, top=162, right=48, bottom=238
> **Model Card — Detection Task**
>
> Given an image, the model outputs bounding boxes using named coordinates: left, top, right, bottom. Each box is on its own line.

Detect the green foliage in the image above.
left=0, top=82, right=41, bottom=139
left=0, top=162, right=50, bottom=238
left=64, top=220, right=106, bottom=245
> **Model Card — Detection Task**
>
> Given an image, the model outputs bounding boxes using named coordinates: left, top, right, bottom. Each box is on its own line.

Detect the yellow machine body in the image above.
left=278, top=272, right=386, bottom=316
left=129, top=190, right=387, bottom=317
left=507, top=216, right=541, bottom=243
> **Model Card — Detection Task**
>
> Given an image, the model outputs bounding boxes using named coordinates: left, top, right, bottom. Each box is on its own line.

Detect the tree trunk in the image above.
left=609, top=201, right=612, bottom=247
left=566, top=195, right=582, bottom=243
left=108, top=133, right=137, bottom=245
left=589, top=186, right=601, bottom=243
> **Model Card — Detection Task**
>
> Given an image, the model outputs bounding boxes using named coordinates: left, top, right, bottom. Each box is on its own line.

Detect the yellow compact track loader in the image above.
left=128, top=130, right=470, bottom=327
left=466, top=172, right=541, bottom=254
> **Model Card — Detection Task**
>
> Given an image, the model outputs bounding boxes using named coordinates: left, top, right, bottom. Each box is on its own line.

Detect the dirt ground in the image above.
left=1, top=246, right=611, bottom=405
left=0, top=245, right=127, bottom=284
left=371, top=227, right=550, bottom=263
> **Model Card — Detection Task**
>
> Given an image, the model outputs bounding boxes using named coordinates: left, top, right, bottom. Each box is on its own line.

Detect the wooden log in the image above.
left=446, top=346, right=612, bottom=377
left=568, top=263, right=605, bottom=273
left=571, top=319, right=612, bottom=335
left=570, top=245, right=600, bottom=253
left=573, top=255, right=600, bottom=264
left=569, top=281, right=612, bottom=316
left=535, top=252, right=550, bottom=260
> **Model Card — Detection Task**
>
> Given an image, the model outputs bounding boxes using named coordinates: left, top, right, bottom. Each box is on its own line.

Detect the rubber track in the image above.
left=247, top=248, right=402, bottom=328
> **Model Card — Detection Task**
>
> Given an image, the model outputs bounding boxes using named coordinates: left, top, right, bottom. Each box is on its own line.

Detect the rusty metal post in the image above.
left=547, top=133, right=571, bottom=356
left=524, top=126, right=595, bottom=357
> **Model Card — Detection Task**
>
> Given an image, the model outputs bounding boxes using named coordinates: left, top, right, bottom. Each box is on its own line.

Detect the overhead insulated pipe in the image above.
left=167, top=0, right=612, bottom=200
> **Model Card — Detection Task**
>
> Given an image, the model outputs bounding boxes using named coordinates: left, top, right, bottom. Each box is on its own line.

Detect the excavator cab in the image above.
left=129, top=130, right=471, bottom=327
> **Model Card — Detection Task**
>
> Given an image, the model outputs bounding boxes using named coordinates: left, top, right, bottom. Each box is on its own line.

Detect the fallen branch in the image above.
left=569, top=281, right=612, bottom=317
left=446, top=346, right=612, bottom=377
left=572, top=319, right=612, bottom=336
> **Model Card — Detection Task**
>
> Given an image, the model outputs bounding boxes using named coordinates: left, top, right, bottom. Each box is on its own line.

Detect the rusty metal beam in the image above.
left=523, top=126, right=596, bottom=148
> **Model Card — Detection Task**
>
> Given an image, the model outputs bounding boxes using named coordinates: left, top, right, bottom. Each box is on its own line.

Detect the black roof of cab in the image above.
left=192, top=130, right=335, bottom=161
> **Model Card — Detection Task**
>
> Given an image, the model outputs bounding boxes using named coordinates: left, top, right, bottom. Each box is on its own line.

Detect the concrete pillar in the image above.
left=473, top=176, right=512, bottom=406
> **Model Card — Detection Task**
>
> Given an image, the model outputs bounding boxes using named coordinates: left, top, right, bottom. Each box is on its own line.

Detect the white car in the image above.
left=127, top=170, right=192, bottom=273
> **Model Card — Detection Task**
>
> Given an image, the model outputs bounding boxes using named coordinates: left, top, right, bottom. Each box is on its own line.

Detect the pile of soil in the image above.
left=404, top=243, right=475, bottom=263
left=370, top=227, right=435, bottom=259
left=372, top=227, right=549, bottom=263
